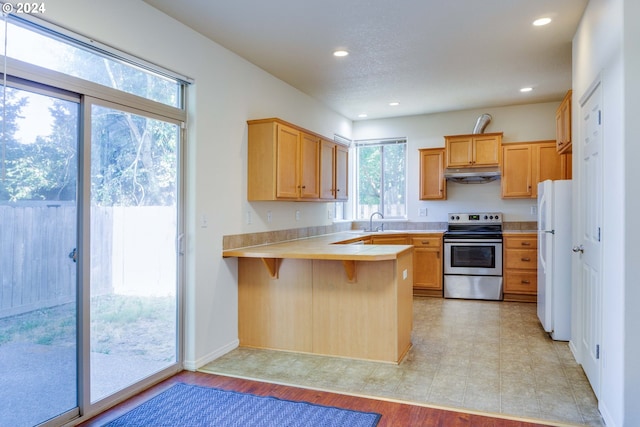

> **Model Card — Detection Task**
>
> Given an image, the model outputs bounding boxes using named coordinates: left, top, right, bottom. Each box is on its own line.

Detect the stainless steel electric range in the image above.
left=443, top=212, right=503, bottom=300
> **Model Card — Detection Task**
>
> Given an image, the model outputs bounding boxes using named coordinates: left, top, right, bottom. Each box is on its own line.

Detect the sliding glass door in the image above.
left=2, top=14, right=186, bottom=424
left=86, top=99, right=181, bottom=403
left=0, top=85, right=80, bottom=426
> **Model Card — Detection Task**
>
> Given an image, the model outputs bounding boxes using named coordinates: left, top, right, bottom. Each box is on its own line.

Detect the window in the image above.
left=355, top=138, right=406, bottom=219
left=1, top=16, right=188, bottom=108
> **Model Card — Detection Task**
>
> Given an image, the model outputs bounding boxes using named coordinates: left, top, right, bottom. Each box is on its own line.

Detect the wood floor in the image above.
left=78, top=371, right=556, bottom=427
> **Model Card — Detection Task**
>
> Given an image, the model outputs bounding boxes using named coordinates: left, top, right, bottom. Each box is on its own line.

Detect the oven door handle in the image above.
left=444, top=239, right=503, bottom=244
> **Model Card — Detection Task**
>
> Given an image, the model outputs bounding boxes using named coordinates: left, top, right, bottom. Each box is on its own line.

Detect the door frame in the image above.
left=78, top=95, right=185, bottom=417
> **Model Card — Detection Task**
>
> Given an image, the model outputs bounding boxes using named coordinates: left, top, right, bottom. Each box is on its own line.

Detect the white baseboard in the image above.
left=569, top=339, right=580, bottom=363
left=183, top=339, right=239, bottom=371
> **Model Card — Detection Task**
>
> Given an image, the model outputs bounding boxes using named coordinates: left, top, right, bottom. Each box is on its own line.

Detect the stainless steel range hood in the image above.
left=444, top=166, right=501, bottom=184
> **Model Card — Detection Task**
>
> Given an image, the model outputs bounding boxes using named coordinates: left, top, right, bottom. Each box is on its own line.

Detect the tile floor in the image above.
left=200, top=298, right=604, bottom=426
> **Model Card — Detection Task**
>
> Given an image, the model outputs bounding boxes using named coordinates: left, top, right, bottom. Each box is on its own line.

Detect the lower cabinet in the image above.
left=503, top=233, right=538, bottom=302
left=411, top=235, right=443, bottom=297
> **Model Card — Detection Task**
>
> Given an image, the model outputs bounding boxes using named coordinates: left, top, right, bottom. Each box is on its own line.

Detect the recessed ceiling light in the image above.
left=358, top=113, right=368, bottom=118
left=533, top=17, right=552, bottom=26
left=520, top=87, right=533, bottom=93
left=389, top=102, right=400, bottom=106
left=333, top=50, right=349, bottom=57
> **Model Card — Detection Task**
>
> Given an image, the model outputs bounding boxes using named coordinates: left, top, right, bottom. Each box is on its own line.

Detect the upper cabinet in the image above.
left=445, top=132, right=502, bottom=168
left=556, top=90, right=572, bottom=154
left=320, top=140, right=348, bottom=201
left=502, top=140, right=572, bottom=199
left=419, top=148, right=446, bottom=200
left=248, top=118, right=348, bottom=202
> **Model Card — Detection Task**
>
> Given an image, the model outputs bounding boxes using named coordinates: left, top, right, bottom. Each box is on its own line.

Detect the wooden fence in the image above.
left=0, top=203, right=176, bottom=318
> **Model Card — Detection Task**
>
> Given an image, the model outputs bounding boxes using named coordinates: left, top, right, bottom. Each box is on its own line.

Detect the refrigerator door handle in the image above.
left=544, top=230, right=555, bottom=234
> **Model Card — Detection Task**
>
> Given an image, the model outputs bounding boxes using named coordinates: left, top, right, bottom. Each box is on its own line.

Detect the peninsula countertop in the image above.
left=222, top=230, right=444, bottom=261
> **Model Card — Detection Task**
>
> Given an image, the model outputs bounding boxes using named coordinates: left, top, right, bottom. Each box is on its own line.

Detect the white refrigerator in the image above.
left=537, top=179, right=572, bottom=341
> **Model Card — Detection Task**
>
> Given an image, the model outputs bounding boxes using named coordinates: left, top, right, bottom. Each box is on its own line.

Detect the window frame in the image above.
left=354, top=137, right=408, bottom=220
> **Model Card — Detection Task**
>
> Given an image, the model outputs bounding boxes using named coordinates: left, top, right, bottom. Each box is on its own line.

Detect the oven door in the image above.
left=444, top=239, right=502, bottom=276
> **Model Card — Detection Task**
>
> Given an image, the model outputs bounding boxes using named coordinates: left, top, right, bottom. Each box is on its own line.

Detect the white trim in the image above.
left=184, top=340, right=240, bottom=371
left=4, top=57, right=186, bottom=122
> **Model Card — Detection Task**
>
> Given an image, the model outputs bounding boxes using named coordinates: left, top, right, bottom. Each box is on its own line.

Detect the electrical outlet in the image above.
left=267, top=211, right=272, bottom=223
left=200, top=214, right=208, bottom=228
left=327, top=209, right=332, bottom=220
left=530, top=206, right=537, bottom=215
left=246, top=211, right=252, bottom=224
left=419, top=208, right=427, bottom=217
left=295, top=210, right=301, bottom=221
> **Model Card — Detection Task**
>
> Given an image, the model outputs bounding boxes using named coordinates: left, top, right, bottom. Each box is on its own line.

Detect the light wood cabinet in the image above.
left=248, top=118, right=347, bottom=202
left=445, top=132, right=502, bottom=168
left=371, top=235, right=409, bottom=245
left=419, top=148, right=446, bottom=200
left=411, top=235, right=443, bottom=297
left=502, top=141, right=572, bottom=199
left=320, top=140, right=348, bottom=200
left=503, top=233, right=538, bottom=302
left=556, top=90, right=572, bottom=154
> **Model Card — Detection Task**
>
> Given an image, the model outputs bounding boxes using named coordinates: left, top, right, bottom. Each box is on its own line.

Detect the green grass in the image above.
left=0, top=295, right=176, bottom=362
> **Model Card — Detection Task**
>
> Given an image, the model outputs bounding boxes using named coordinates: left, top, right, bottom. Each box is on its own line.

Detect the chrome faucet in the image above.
left=369, top=211, right=384, bottom=232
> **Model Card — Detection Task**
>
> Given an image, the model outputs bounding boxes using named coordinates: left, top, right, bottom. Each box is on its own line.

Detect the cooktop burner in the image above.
left=445, top=212, right=503, bottom=239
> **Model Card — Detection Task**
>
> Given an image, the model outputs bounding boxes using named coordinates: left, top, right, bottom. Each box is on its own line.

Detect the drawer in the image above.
left=410, top=237, right=441, bottom=247
left=504, top=270, right=537, bottom=294
left=505, top=249, right=537, bottom=269
left=505, top=236, right=538, bottom=249
left=371, top=236, right=409, bottom=245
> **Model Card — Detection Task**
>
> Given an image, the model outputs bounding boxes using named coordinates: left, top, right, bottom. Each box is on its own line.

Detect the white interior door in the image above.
left=576, top=81, right=603, bottom=397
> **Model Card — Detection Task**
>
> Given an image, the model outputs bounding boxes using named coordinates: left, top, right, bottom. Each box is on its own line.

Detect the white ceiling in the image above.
left=143, top=0, right=588, bottom=121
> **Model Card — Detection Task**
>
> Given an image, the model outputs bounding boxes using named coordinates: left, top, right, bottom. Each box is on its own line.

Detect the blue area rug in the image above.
left=103, top=382, right=381, bottom=427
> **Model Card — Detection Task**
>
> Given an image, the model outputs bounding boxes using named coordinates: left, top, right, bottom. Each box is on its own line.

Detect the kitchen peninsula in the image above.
left=223, top=232, right=414, bottom=364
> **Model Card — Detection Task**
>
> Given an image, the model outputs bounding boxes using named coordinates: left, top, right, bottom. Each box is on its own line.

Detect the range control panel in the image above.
left=448, top=212, right=502, bottom=224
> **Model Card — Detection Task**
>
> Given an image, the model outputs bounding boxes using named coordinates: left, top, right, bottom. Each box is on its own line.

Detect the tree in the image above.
left=1, top=34, right=180, bottom=206
left=0, top=87, right=29, bottom=201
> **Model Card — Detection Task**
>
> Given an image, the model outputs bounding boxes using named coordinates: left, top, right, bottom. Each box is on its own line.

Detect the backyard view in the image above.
left=1, top=20, right=182, bottom=425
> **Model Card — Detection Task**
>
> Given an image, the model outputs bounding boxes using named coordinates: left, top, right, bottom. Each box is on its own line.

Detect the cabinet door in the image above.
left=334, top=144, right=349, bottom=201
left=556, top=90, right=572, bottom=153
left=319, top=139, right=335, bottom=199
left=502, top=144, right=532, bottom=198
left=300, top=132, right=320, bottom=199
left=419, top=148, right=446, bottom=200
left=446, top=136, right=473, bottom=167
left=413, top=247, right=442, bottom=291
left=275, top=124, right=300, bottom=199
left=534, top=142, right=564, bottom=197
left=473, top=134, right=500, bottom=166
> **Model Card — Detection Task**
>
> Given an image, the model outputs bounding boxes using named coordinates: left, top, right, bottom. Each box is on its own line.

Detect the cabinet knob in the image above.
left=521, top=242, right=531, bottom=246
left=521, top=257, right=531, bottom=262
left=521, top=280, right=531, bottom=284
left=421, top=241, right=430, bottom=245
